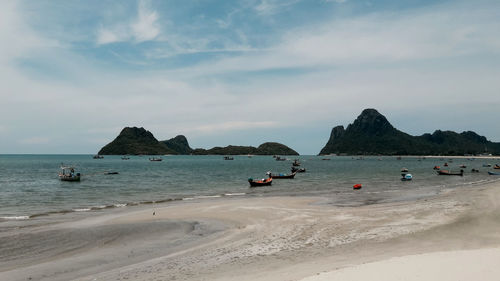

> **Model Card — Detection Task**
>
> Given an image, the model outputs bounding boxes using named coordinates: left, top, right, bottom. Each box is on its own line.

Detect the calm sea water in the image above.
left=1, top=154, right=499, bottom=221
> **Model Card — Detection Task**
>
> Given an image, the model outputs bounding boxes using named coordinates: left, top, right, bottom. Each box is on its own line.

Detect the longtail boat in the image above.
left=248, top=177, right=272, bottom=187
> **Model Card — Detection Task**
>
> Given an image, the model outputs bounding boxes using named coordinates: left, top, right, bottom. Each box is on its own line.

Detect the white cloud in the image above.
left=96, top=0, right=160, bottom=45
left=131, top=0, right=160, bottom=42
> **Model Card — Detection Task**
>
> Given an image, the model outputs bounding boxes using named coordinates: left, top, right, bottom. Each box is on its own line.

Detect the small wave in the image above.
left=183, top=197, right=195, bottom=200
left=194, top=195, right=222, bottom=199
left=114, top=203, right=127, bottom=208
left=224, top=193, right=246, bottom=196
left=73, top=208, right=91, bottom=212
left=0, top=216, right=30, bottom=220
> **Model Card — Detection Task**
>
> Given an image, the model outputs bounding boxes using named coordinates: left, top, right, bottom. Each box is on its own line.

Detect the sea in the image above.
left=1, top=154, right=499, bottom=224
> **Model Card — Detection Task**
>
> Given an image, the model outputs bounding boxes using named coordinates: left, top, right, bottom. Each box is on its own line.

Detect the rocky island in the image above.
left=320, top=108, right=500, bottom=155
left=98, top=127, right=298, bottom=155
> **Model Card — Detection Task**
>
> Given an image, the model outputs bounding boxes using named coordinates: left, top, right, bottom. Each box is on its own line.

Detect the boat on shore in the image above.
left=59, top=166, right=81, bottom=182
left=437, top=169, right=464, bottom=176
left=267, top=171, right=297, bottom=179
left=248, top=177, right=272, bottom=187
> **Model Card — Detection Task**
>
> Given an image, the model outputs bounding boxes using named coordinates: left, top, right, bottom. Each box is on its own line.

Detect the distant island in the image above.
left=98, top=127, right=298, bottom=155
left=320, top=108, right=500, bottom=156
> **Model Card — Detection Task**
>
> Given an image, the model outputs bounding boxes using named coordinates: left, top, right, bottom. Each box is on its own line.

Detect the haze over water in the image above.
left=1, top=154, right=499, bottom=221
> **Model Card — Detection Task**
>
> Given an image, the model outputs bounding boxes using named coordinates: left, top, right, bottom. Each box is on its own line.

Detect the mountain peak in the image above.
left=347, top=108, right=394, bottom=135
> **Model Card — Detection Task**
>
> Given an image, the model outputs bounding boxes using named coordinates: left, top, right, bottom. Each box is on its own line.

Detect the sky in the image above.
left=1, top=0, right=499, bottom=155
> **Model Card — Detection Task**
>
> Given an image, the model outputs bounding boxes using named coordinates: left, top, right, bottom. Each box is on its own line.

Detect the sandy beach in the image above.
left=2, top=180, right=500, bottom=281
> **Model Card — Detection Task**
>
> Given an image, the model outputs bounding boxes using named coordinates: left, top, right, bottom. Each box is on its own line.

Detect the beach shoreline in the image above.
left=2, top=180, right=500, bottom=280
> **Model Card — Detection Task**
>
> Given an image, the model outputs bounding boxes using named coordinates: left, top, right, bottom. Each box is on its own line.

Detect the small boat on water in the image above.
left=488, top=171, right=500, bottom=175
left=248, top=177, right=272, bottom=187
left=401, top=168, right=409, bottom=173
left=275, top=156, right=286, bottom=161
left=267, top=171, right=296, bottom=179
left=149, top=157, right=162, bottom=162
left=223, top=156, right=234, bottom=160
left=292, top=159, right=301, bottom=166
left=483, top=164, right=492, bottom=167
left=494, top=165, right=500, bottom=169
left=433, top=166, right=441, bottom=170
left=471, top=169, right=480, bottom=173
left=401, top=173, right=413, bottom=181
left=121, top=156, right=130, bottom=160
left=291, top=167, right=306, bottom=173
left=353, top=184, right=362, bottom=190
left=59, top=166, right=81, bottom=182
left=459, top=164, right=467, bottom=168
left=93, top=155, right=103, bottom=159
left=437, top=169, right=464, bottom=176
left=321, top=158, right=331, bottom=161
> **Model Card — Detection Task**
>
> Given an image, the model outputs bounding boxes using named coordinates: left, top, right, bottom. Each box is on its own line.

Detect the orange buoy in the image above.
left=353, top=184, right=362, bottom=190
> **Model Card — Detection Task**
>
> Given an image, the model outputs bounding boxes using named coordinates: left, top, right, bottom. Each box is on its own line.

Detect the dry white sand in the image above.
left=300, top=247, right=500, bottom=281
left=2, top=180, right=500, bottom=281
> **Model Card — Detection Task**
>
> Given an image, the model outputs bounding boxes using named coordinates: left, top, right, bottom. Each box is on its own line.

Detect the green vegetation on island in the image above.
left=319, top=108, right=500, bottom=156
left=191, top=142, right=299, bottom=155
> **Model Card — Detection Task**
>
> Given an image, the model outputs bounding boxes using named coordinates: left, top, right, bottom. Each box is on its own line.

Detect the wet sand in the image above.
left=2, top=180, right=500, bottom=280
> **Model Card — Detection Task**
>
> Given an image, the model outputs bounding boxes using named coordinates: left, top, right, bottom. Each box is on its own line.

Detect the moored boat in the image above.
left=59, top=166, right=81, bottom=182
left=488, top=171, right=500, bottom=175
left=93, top=155, right=103, bottom=159
left=494, top=165, right=500, bottom=169
left=149, top=157, right=162, bottom=161
left=353, top=184, right=362, bottom=190
left=223, top=156, right=234, bottom=160
left=291, top=167, right=306, bottom=173
left=292, top=159, right=301, bottom=166
left=401, top=173, right=413, bottom=181
left=248, top=177, right=272, bottom=187
left=267, top=171, right=296, bottom=179
left=437, top=169, right=464, bottom=176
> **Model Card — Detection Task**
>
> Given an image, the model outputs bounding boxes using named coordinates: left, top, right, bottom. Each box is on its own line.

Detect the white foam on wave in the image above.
left=183, top=197, right=195, bottom=200
left=0, top=216, right=30, bottom=220
left=114, top=203, right=126, bottom=208
left=73, top=208, right=91, bottom=212
left=224, top=193, right=246, bottom=196
left=194, top=195, right=222, bottom=199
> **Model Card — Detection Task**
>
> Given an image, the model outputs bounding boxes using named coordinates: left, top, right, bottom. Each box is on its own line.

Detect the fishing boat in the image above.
left=488, top=171, right=500, bottom=175
left=93, top=155, right=103, bottom=159
left=121, top=156, right=130, bottom=160
left=459, top=164, right=467, bottom=168
left=353, top=184, right=362, bottom=190
left=248, top=177, right=272, bottom=187
left=292, top=159, right=301, bottom=166
left=275, top=156, right=286, bottom=161
left=401, top=168, right=409, bottom=173
left=267, top=171, right=296, bottom=179
left=59, top=166, right=81, bottom=182
left=223, top=156, right=234, bottom=160
left=291, top=167, right=306, bottom=173
left=437, top=169, right=464, bottom=176
left=483, top=164, right=492, bottom=167
left=433, top=166, right=441, bottom=170
left=494, top=165, right=500, bottom=169
left=149, top=157, right=162, bottom=162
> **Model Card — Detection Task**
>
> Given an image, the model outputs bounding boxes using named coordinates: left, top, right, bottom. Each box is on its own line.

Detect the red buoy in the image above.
left=353, top=184, right=362, bottom=190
